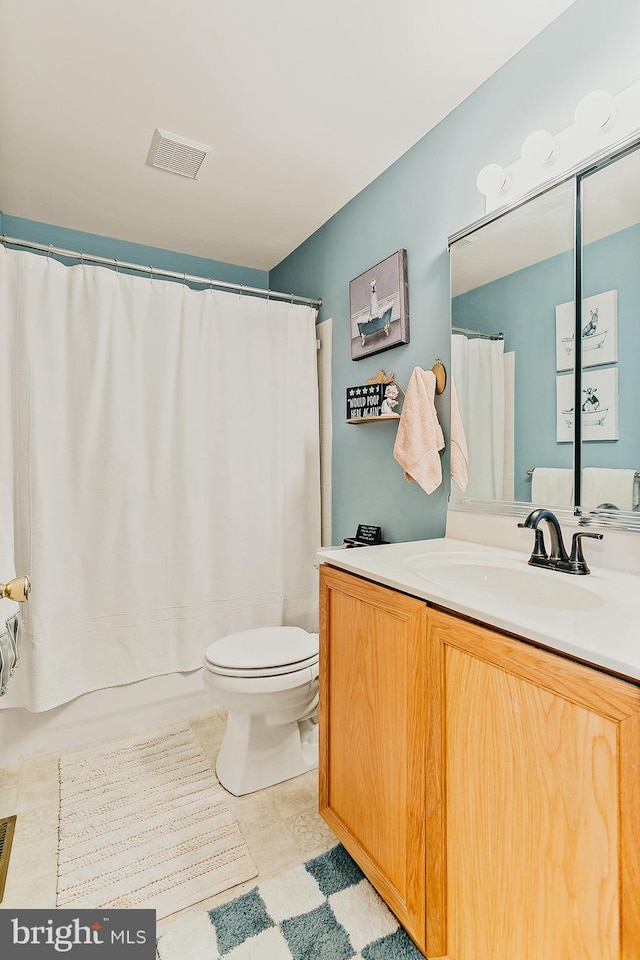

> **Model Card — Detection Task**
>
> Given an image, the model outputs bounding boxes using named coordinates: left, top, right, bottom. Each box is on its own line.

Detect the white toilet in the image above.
left=203, top=625, right=319, bottom=796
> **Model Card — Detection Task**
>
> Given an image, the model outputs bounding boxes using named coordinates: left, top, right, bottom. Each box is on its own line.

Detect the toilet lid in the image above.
left=204, top=626, right=319, bottom=675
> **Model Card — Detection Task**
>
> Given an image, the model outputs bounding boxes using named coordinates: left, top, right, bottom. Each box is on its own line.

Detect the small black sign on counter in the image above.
left=343, top=524, right=387, bottom=548
left=346, top=383, right=385, bottom=420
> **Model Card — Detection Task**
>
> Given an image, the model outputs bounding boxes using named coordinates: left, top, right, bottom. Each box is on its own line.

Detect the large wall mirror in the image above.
left=449, top=135, right=640, bottom=530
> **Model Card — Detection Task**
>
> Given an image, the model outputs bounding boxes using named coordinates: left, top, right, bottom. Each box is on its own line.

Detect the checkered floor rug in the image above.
left=156, top=844, right=424, bottom=959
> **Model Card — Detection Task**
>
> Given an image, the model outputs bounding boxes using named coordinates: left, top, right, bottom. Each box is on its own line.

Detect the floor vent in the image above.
left=0, top=815, right=16, bottom=903
left=147, top=128, right=212, bottom=179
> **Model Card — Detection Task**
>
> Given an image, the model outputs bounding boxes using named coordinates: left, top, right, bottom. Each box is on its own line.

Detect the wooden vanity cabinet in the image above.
left=319, top=564, right=428, bottom=950
left=426, top=607, right=640, bottom=960
left=320, top=564, right=640, bottom=960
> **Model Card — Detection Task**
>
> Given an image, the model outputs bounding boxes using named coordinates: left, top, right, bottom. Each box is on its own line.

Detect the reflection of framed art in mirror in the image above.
left=555, top=290, right=618, bottom=371
left=556, top=368, right=618, bottom=442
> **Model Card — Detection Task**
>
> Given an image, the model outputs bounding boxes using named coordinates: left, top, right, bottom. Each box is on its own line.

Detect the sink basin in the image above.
left=404, top=554, right=605, bottom=612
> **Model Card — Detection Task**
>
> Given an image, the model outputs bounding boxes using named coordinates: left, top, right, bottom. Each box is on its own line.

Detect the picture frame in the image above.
left=349, top=250, right=409, bottom=361
left=556, top=367, right=619, bottom=442
left=555, top=290, right=618, bottom=371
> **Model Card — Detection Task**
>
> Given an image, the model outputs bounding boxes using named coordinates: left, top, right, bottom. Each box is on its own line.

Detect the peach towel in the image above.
left=450, top=378, right=468, bottom=492
left=393, top=368, right=444, bottom=494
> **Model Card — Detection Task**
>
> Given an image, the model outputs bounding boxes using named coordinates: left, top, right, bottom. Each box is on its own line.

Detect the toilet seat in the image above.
left=204, top=626, right=318, bottom=679
left=205, top=656, right=318, bottom=679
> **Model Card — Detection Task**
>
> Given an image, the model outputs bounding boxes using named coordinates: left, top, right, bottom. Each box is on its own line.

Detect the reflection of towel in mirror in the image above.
left=393, top=368, right=444, bottom=494
left=531, top=468, right=573, bottom=507
left=450, top=379, right=468, bottom=492
left=581, top=467, right=637, bottom=512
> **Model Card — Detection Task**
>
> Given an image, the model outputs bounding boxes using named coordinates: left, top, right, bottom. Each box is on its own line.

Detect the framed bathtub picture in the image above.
left=349, top=250, right=409, bottom=360
left=555, top=290, right=618, bottom=371
left=556, top=368, right=618, bottom=442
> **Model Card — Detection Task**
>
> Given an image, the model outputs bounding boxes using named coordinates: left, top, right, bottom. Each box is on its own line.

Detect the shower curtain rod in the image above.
left=452, top=325, right=504, bottom=340
left=1, top=235, right=322, bottom=308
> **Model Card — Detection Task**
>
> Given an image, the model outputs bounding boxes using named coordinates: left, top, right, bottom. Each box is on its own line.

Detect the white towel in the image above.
left=393, top=368, right=444, bottom=494
left=0, top=612, right=20, bottom=696
left=531, top=468, right=573, bottom=507
left=581, top=467, right=636, bottom=512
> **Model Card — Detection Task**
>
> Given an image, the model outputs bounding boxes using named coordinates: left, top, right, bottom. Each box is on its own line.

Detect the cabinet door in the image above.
left=319, top=565, right=427, bottom=950
left=426, top=608, right=640, bottom=960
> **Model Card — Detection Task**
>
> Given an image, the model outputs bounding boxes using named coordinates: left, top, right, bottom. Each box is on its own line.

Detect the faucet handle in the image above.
left=518, top=523, right=548, bottom=561
left=569, top=531, right=603, bottom=574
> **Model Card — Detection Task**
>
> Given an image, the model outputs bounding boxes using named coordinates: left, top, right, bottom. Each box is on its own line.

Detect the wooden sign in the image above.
left=346, top=383, right=385, bottom=420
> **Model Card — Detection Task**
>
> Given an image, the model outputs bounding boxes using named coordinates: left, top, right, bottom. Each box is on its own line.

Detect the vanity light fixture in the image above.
left=573, top=90, right=617, bottom=134
left=476, top=163, right=510, bottom=197
left=520, top=129, right=558, bottom=166
left=475, top=78, right=640, bottom=211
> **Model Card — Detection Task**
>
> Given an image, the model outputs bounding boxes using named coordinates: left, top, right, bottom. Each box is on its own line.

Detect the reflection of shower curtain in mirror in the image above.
left=451, top=334, right=513, bottom=500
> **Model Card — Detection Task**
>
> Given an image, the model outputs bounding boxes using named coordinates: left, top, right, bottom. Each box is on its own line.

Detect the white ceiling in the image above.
left=0, top=0, right=576, bottom=271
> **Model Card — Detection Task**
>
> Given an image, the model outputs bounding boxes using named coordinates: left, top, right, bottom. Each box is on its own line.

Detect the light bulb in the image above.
left=574, top=90, right=616, bottom=133
left=476, top=164, right=510, bottom=196
left=520, top=130, right=558, bottom=166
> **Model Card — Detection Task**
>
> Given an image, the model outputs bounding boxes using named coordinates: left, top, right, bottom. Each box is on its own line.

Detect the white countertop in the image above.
left=317, top=537, right=640, bottom=683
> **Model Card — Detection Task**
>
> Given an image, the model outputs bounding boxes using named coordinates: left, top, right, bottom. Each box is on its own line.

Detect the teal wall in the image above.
left=453, top=224, right=640, bottom=502
left=1, top=214, right=268, bottom=290
left=270, top=0, right=640, bottom=545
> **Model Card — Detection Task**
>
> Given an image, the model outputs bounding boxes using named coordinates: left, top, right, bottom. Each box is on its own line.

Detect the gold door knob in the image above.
left=0, top=576, right=31, bottom=602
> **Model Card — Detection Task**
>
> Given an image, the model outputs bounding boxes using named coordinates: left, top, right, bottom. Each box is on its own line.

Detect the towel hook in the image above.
left=432, top=359, right=446, bottom=395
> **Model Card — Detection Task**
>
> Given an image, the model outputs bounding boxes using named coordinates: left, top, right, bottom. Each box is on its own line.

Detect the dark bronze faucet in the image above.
left=518, top=508, right=603, bottom=575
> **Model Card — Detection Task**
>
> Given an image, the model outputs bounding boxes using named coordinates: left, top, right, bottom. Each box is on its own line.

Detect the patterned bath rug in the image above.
left=57, top=723, right=257, bottom=918
left=156, top=844, right=424, bottom=959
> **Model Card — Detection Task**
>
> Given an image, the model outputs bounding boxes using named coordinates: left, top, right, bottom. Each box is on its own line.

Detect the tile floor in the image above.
left=0, top=708, right=337, bottom=934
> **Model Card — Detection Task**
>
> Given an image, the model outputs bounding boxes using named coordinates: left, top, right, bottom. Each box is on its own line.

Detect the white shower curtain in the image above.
left=0, top=248, right=321, bottom=712
left=451, top=333, right=506, bottom=500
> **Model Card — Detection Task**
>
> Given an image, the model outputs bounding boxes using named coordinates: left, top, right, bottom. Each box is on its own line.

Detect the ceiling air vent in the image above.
left=147, top=128, right=212, bottom=179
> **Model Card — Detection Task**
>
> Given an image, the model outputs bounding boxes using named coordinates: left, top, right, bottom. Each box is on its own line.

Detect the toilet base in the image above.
left=216, top=712, right=318, bottom=796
